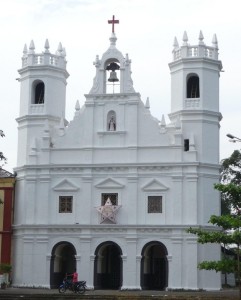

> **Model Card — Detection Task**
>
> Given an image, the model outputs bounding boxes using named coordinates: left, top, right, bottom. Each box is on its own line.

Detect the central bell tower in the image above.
left=89, top=15, right=135, bottom=95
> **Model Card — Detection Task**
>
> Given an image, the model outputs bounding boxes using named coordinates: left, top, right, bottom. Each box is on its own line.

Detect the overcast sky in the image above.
left=0, top=0, right=240, bottom=172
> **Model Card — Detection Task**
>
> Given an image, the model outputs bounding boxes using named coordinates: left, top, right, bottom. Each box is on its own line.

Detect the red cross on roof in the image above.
left=108, top=15, right=119, bottom=33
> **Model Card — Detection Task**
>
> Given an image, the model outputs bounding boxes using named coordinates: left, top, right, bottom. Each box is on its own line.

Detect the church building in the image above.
left=13, top=17, right=222, bottom=290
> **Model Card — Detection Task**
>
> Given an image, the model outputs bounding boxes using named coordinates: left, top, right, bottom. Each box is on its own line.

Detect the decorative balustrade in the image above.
left=22, top=53, right=66, bottom=68
left=173, top=45, right=218, bottom=61
left=21, top=39, right=67, bottom=69
left=172, top=31, right=219, bottom=61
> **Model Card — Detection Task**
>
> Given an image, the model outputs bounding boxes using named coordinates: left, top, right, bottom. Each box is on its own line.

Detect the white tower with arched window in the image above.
left=16, top=39, right=69, bottom=166
left=169, top=31, right=222, bottom=164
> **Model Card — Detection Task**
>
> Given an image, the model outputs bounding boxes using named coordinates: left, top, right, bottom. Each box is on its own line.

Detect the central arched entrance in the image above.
left=94, top=241, right=122, bottom=289
left=50, top=242, right=76, bottom=288
left=141, top=241, right=168, bottom=290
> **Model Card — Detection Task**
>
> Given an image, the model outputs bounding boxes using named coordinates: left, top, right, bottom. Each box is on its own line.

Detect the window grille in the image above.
left=148, top=196, right=162, bottom=213
left=59, top=196, right=73, bottom=213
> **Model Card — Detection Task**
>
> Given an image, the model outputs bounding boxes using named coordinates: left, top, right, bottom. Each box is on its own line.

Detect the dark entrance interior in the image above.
left=94, top=241, right=122, bottom=289
left=50, top=242, right=76, bottom=288
left=187, top=75, right=200, bottom=98
left=141, top=241, right=168, bottom=290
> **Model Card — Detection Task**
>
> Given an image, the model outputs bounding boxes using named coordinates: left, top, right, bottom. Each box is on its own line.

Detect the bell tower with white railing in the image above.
left=16, top=39, right=69, bottom=167
left=168, top=31, right=223, bottom=163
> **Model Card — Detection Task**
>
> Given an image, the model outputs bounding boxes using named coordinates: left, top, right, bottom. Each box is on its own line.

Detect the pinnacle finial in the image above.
left=23, top=44, right=27, bottom=56
left=74, top=100, right=81, bottom=117
left=124, top=53, right=131, bottom=66
left=58, top=42, right=63, bottom=52
left=75, top=100, right=80, bottom=111
left=160, top=115, right=166, bottom=133
left=182, top=31, right=188, bottom=46
left=212, top=34, right=218, bottom=48
left=29, top=40, right=35, bottom=54
left=161, top=115, right=166, bottom=127
left=145, top=97, right=150, bottom=109
left=93, top=55, right=101, bottom=68
left=44, top=39, right=50, bottom=53
left=173, top=36, right=179, bottom=49
left=198, top=30, right=204, bottom=45
left=62, top=47, right=66, bottom=57
left=56, top=42, right=63, bottom=56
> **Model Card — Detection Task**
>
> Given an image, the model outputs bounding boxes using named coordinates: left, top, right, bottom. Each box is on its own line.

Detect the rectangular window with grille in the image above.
left=59, top=196, right=73, bottom=213
left=101, top=193, right=118, bottom=205
left=148, top=196, right=162, bottom=213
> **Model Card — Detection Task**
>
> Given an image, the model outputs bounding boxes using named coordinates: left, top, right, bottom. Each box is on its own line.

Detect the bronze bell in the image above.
left=108, top=71, right=119, bottom=82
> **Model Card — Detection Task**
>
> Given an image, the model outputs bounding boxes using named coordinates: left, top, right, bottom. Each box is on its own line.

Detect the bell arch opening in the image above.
left=94, top=241, right=122, bottom=290
left=50, top=241, right=76, bottom=289
left=32, top=80, right=45, bottom=104
left=105, top=59, right=120, bottom=94
left=141, top=241, right=168, bottom=290
left=186, top=74, right=200, bottom=98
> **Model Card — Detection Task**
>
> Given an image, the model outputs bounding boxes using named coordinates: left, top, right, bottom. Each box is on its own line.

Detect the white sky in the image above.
left=0, top=0, right=240, bottom=172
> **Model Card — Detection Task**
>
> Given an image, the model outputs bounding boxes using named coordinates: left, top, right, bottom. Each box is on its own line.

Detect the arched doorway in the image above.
left=94, top=241, right=122, bottom=289
left=50, top=242, right=76, bottom=288
left=141, top=241, right=168, bottom=290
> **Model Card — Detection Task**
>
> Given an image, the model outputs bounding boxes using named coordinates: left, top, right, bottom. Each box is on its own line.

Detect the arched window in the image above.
left=187, top=75, right=200, bottom=98
left=33, top=81, right=45, bottom=104
left=107, top=110, right=116, bottom=131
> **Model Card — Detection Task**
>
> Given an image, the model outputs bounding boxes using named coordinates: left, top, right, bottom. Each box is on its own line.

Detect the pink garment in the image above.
left=72, top=272, right=78, bottom=283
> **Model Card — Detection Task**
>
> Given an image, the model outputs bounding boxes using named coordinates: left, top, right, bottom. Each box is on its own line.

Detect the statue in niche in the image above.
left=108, top=115, right=116, bottom=131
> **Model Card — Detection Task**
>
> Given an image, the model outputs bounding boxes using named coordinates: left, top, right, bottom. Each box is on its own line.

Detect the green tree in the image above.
left=187, top=183, right=241, bottom=299
left=221, top=150, right=241, bottom=185
left=221, top=150, right=241, bottom=214
left=0, top=129, right=7, bottom=166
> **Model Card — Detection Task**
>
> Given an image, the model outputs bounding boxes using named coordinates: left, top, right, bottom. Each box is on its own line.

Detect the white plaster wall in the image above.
left=13, top=34, right=222, bottom=291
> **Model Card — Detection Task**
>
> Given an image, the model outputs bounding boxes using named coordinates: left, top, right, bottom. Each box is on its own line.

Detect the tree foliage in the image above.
left=220, top=150, right=241, bottom=215
left=0, top=263, right=12, bottom=273
left=187, top=208, right=241, bottom=298
left=221, top=150, right=241, bottom=185
left=188, top=150, right=241, bottom=297
left=216, top=183, right=241, bottom=214
left=187, top=207, right=241, bottom=255
left=198, top=259, right=236, bottom=273
left=0, top=129, right=7, bottom=166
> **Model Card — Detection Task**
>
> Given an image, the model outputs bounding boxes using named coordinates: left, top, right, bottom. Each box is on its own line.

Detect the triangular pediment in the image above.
left=142, top=179, right=169, bottom=191
left=53, top=179, right=79, bottom=191
left=95, top=177, right=124, bottom=189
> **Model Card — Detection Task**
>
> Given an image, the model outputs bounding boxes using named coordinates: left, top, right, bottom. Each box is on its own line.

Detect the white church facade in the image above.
left=13, top=18, right=222, bottom=290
